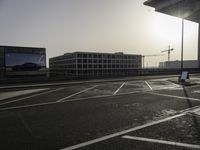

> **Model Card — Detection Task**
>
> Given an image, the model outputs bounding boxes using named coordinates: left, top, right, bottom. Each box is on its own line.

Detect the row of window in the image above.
left=77, top=64, right=140, bottom=69
left=50, top=58, right=141, bottom=64
left=76, top=53, right=141, bottom=59
left=50, top=65, right=141, bottom=69
left=51, top=69, right=138, bottom=74
left=50, top=59, right=141, bottom=65
left=77, top=59, right=140, bottom=64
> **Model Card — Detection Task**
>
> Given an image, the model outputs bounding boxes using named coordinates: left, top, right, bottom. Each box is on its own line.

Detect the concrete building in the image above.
left=0, top=45, right=46, bottom=78
left=49, top=52, right=142, bottom=78
left=159, top=60, right=199, bottom=69
left=144, top=0, right=200, bottom=68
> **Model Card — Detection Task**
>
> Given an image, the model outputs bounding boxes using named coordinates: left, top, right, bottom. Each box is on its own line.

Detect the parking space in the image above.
left=149, top=84, right=200, bottom=102
left=0, top=75, right=200, bottom=150
left=69, top=82, right=124, bottom=100
left=0, top=84, right=93, bottom=108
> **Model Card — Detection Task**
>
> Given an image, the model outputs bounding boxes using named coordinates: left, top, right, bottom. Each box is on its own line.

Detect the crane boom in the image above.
left=143, top=54, right=165, bottom=57
left=142, top=54, right=165, bottom=68
left=161, top=46, right=174, bottom=61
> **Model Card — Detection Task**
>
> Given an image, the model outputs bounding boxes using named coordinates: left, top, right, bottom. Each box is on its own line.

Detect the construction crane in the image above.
left=161, top=46, right=174, bottom=61
left=142, top=54, right=165, bottom=68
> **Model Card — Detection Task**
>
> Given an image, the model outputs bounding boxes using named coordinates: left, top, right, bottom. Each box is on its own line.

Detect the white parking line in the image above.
left=145, top=81, right=152, bottom=90
left=66, top=90, right=142, bottom=102
left=61, top=113, right=185, bottom=150
left=147, top=92, right=200, bottom=102
left=113, top=82, right=126, bottom=95
left=0, top=90, right=143, bottom=111
left=122, top=135, right=200, bottom=149
left=166, top=80, right=181, bottom=87
left=57, top=85, right=98, bottom=102
left=0, top=86, right=187, bottom=111
left=192, top=90, right=200, bottom=94
left=0, top=87, right=66, bottom=106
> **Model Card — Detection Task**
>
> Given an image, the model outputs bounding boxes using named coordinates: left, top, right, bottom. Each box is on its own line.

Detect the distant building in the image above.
left=49, top=52, right=142, bottom=78
left=159, top=60, right=198, bottom=69
left=0, top=45, right=46, bottom=78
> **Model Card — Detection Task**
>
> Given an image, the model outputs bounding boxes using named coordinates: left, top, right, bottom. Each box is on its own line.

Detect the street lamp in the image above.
left=179, top=18, right=190, bottom=83
left=181, top=18, right=184, bottom=74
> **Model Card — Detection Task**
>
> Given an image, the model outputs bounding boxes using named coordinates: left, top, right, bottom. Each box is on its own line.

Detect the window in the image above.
left=94, top=59, right=97, bottom=63
left=98, top=54, right=102, bottom=58
left=78, top=64, right=82, bottom=68
left=78, top=59, right=82, bottom=63
left=83, top=64, right=87, bottom=68
left=78, top=53, right=82, bottom=58
left=88, top=54, right=92, bottom=58
left=88, top=59, right=92, bottom=63
left=83, top=54, right=87, bottom=58
left=89, top=64, right=92, bottom=68
left=83, top=59, right=87, bottom=63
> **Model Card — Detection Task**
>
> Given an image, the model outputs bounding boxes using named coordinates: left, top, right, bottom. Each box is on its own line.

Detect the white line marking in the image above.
left=66, top=90, right=141, bottom=103
left=147, top=92, right=200, bottom=102
left=192, top=90, right=200, bottom=94
left=0, top=86, right=192, bottom=111
left=1, top=85, right=199, bottom=111
left=0, top=87, right=66, bottom=106
left=113, top=82, right=126, bottom=95
left=166, top=80, right=181, bottom=87
left=0, top=90, right=143, bottom=111
left=0, top=88, right=49, bottom=101
left=122, top=135, right=200, bottom=149
left=61, top=113, right=184, bottom=150
left=57, top=85, right=98, bottom=102
left=145, top=81, right=152, bottom=90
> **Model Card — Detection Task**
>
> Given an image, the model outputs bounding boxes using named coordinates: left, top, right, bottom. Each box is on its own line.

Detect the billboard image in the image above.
left=5, top=52, right=46, bottom=71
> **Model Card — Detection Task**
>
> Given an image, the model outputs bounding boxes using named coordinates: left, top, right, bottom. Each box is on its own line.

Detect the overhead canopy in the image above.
left=144, top=0, right=200, bottom=23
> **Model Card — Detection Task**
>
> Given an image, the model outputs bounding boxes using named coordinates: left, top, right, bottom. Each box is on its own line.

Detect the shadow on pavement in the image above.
left=182, top=86, right=200, bottom=140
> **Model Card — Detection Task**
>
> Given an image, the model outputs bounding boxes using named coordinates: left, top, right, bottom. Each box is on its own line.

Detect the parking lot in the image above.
left=1, top=75, right=200, bottom=150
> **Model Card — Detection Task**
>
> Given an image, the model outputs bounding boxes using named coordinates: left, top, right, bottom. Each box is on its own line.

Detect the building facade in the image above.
left=159, top=60, right=199, bottom=69
left=49, top=52, right=142, bottom=78
left=0, top=45, right=46, bottom=78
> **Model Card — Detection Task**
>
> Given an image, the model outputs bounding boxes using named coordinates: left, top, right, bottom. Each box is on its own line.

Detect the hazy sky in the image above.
left=0, top=0, right=198, bottom=67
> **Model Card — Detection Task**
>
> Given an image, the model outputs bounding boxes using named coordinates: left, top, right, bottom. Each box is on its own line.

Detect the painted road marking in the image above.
left=66, top=91, right=141, bottom=102
left=145, top=81, right=152, bottom=90
left=0, top=88, right=49, bottom=101
left=113, top=82, right=126, bottom=95
left=0, top=87, right=66, bottom=106
left=147, top=92, right=200, bottom=102
left=0, top=78, right=137, bottom=89
left=0, top=91, right=143, bottom=111
left=0, top=82, right=198, bottom=110
left=61, top=113, right=185, bottom=150
left=57, top=85, right=98, bottom=102
left=61, top=104, right=200, bottom=150
left=145, top=80, right=182, bottom=91
left=0, top=85, right=196, bottom=111
left=192, top=90, right=200, bottom=94
left=2, top=93, right=200, bottom=112
left=122, top=135, right=200, bottom=149
left=0, top=75, right=180, bottom=89
left=166, top=80, right=181, bottom=87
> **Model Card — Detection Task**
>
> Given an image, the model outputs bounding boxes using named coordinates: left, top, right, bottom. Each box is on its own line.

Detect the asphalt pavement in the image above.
left=0, top=75, right=200, bottom=150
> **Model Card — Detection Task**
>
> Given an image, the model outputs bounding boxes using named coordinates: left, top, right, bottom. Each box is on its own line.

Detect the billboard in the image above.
left=5, top=52, right=45, bottom=71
